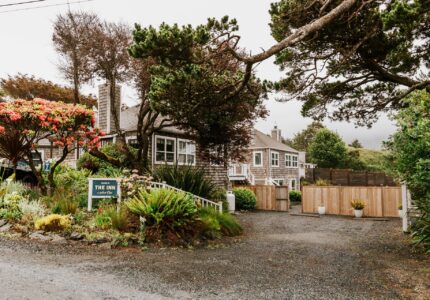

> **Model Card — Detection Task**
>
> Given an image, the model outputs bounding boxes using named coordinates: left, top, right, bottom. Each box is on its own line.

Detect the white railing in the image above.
left=150, top=182, right=223, bottom=213
left=228, top=164, right=255, bottom=184
left=266, top=178, right=280, bottom=186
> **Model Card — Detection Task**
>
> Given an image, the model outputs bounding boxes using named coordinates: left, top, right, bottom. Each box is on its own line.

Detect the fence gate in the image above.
left=237, top=185, right=289, bottom=211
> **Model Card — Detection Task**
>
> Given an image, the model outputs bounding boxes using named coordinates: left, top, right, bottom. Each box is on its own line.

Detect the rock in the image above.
left=94, top=237, right=109, bottom=244
left=0, top=219, right=7, bottom=227
left=0, top=223, right=12, bottom=232
left=29, top=232, right=51, bottom=241
left=69, top=232, right=84, bottom=241
left=51, top=235, right=67, bottom=244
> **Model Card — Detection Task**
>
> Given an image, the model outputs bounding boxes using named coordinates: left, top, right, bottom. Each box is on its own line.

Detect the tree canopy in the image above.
left=129, top=18, right=267, bottom=164
left=0, top=74, right=96, bottom=107
left=269, top=0, right=430, bottom=125
left=284, top=121, right=325, bottom=153
left=386, top=90, right=430, bottom=251
left=0, top=99, right=101, bottom=194
left=308, top=128, right=349, bottom=168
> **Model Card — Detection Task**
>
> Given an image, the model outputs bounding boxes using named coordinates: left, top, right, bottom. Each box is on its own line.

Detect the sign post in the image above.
left=88, top=178, right=121, bottom=212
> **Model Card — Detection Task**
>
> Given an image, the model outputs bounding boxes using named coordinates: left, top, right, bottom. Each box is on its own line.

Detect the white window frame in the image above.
left=271, top=151, right=279, bottom=167
left=177, top=138, right=196, bottom=166
left=126, top=136, right=139, bottom=149
left=154, top=135, right=176, bottom=164
left=286, top=154, right=299, bottom=168
left=289, top=178, right=297, bottom=191
left=253, top=151, right=263, bottom=167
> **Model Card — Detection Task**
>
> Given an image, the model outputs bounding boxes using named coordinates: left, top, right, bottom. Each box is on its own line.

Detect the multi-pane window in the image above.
left=155, top=137, right=175, bottom=163
left=271, top=151, right=279, bottom=167
left=286, top=154, right=298, bottom=168
left=178, top=140, right=196, bottom=165
left=100, top=138, right=113, bottom=147
left=253, top=151, right=263, bottom=167
left=127, top=138, right=139, bottom=149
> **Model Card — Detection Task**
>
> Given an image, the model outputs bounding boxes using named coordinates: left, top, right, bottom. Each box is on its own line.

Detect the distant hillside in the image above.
left=348, top=147, right=389, bottom=172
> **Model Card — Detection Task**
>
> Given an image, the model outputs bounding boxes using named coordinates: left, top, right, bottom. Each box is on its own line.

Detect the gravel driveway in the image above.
left=0, top=206, right=429, bottom=300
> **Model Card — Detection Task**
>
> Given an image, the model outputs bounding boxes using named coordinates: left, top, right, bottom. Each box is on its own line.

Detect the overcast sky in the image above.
left=0, top=0, right=396, bottom=149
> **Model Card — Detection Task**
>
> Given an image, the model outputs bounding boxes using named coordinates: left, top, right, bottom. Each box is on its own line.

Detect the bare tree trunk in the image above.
left=26, top=151, right=47, bottom=195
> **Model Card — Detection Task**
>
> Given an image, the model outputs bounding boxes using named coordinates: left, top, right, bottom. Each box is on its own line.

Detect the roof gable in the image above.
left=251, top=129, right=299, bottom=153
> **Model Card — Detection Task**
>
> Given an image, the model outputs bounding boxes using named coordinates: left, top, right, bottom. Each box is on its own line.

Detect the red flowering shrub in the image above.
left=0, top=98, right=102, bottom=194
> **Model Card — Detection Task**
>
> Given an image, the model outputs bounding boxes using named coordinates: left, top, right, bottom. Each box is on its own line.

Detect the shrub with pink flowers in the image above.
left=0, top=98, right=102, bottom=194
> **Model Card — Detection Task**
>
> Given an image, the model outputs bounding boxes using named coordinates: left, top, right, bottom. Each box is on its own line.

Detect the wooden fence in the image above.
left=302, top=186, right=401, bottom=217
left=237, top=185, right=289, bottom=211
left=305, top=168, right=397, bottom=186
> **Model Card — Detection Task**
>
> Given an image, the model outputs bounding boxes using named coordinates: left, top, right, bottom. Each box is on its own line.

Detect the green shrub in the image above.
left=315, top=179, right=330, bottom=186
left=77, top=143, right=133, bottom=173
left=94, top=211, right=112, bottom=230
left=199, top=207, right=242, bottom=237
left=151, top=164, right=217, bottom=199
left=104, top=206, right=129, bottom=232
left=126, top=188, right=197, bottom=226
left=0, top=191, right=24, bottom=221
left=289, top=190, right=302, bottom=202
left=126, top=188, right=198, bottom=243
left=233, top=188, right=256, bottom=210
left=52, top=198, right=79, bottom=215
left=17, top=199, right=46, bottom=224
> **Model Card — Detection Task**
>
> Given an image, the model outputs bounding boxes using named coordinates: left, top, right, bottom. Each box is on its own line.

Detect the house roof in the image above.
left=120, top=105, right=184, bottom=134
left=251, top=129, right=299, bottom=153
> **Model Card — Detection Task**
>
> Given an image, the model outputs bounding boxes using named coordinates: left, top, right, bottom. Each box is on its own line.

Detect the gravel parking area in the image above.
left=0, top=206, right=429, bottom=299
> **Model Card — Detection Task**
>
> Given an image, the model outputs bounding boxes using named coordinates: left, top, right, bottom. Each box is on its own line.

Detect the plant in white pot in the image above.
left=318, top=201, right=326, bottom=215
left=398, top=204, right=403, bottom=217
left=351, top=199, right=365, bottom=218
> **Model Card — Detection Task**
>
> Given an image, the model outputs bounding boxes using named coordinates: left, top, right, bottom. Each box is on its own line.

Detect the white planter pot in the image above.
left=398, top=210, right=403, bottom=217
left=318, top=206, right=326, bottom=215
left=354, top=209, right=363, bottom=218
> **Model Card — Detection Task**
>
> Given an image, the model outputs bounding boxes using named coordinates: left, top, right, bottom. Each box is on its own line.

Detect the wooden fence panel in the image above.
left=237, top=185, right=289, bottom=211
left=302, top=186, right=401, bottom=217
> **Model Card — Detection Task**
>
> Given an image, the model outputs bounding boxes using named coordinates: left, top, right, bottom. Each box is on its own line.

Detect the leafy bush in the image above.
left=386, top=90, right=430, bottom=251
left=94, top=208, right=112, bottom=230
left=233, top=188, right=256, bottom=210
left=315, top=179, right=330, bottom=186
left=17, top=199, right=46, bottom=224
left=52, top=198, right=79, bottom=215
left=199, top=207, right=243, bottom=238
left=0, top=191, right=24, bottom=221
left=77, top=143, right=132, bottom=173
left=151, top=164, right=217, bottom=199
left=95, top=205, right=129, bottom=232
left=35, top=214, right=71, bottom=231
left=351, top=199, right=365, bottom=210
left=211, top=187, right=228, bottom=211
left=289, top=190, right=302, bottom=202
left=126, top=188, right=198, bottom=243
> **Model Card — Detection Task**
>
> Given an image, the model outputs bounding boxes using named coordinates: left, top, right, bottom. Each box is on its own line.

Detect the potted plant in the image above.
left=398, top=204, right=403, bottom=217
left=318, top=201, right=326, bottom=215
left=351, top=199, right=365, bottom=218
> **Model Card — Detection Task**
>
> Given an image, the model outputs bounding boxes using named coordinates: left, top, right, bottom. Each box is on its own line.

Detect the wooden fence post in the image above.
left=401, top=184, right=408, bottom=232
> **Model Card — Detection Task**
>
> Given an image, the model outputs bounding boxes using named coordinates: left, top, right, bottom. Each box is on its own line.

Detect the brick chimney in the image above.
left=97, top=83, right=121, bottom=134
left=271, top=125, right=282, bottom=142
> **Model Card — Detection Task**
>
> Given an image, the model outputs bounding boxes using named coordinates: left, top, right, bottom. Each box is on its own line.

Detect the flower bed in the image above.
left=0, top=168, right=242, bottom=248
